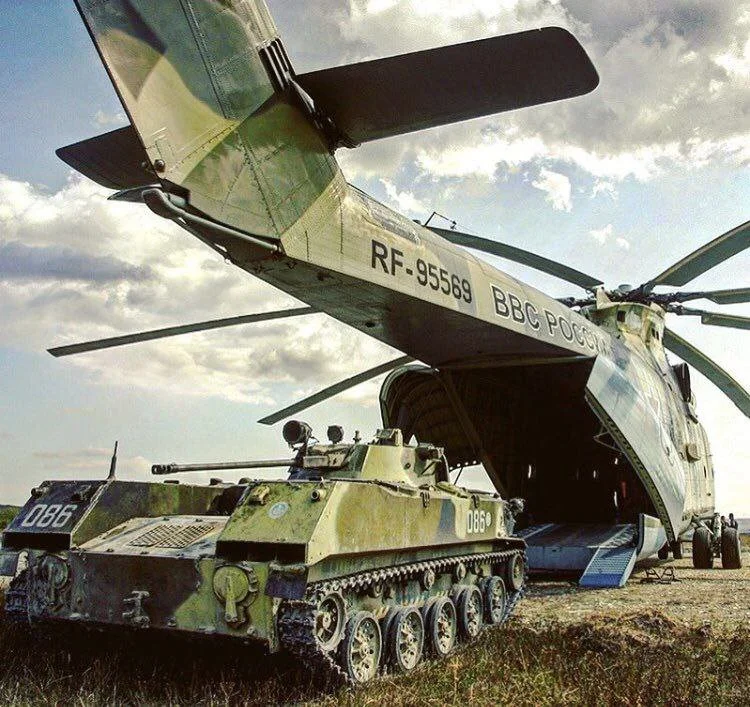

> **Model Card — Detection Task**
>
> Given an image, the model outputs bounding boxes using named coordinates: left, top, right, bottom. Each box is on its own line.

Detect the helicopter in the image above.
left=45, top=0, right=749, bottom=586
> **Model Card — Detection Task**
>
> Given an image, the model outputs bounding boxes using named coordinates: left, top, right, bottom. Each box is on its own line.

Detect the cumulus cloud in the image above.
left=0, top=241, right=151, bottom=282
left=0, top=173, right=397, bottom=406
left=379, top=178, right=425, bottom=216
left=531, top=168, right=572, bottom=211
left=278, top=0, right=750, bottom=196
left=589, top=224, right=613, bottom=244
left=93, top=109, right=127, bottom=128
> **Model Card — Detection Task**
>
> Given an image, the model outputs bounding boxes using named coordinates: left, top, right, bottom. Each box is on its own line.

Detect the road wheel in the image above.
left=426, top=597, right=457, bottom=657
left=721, top=526, right=742, bottom=569
left=457, top=585, right=484, bottom=640
left=387, top=607, right=424, bottom=673
left=340, top=611, right=382, bottom=684
left=692, top=527, right=713, bottom=569
left=482, top=576, right=507, bottom=625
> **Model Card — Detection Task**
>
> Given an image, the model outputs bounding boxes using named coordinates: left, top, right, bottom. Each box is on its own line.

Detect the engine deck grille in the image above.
left=128, top=522, right=220, bottom=549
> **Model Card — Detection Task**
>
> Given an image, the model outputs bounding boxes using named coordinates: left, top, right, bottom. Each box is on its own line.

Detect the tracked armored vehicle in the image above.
left=1, top=423, right=526, bottom=683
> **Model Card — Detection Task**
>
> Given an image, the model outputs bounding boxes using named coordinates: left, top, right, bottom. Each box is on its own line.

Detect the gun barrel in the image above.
left=151, top=459, right=296, bottom=475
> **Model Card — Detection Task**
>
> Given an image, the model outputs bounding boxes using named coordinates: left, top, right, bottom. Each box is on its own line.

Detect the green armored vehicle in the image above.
left=1, top=423, right=526, bottom=683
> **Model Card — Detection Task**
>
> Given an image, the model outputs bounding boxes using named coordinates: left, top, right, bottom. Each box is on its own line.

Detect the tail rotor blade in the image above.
left=428, top=227, right=603, bottom=291
left=664, top=328, right=750, bottom=417
left=258, top=355, right=414, bottom=425
left=48, top=307, right=317, bottom=357
left=643, top=220, right=750, bottom=292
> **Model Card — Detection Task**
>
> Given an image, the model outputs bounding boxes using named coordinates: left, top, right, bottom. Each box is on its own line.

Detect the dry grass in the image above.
left=0, top=605, right=747, bottom=706
left=0, top=523, right=747, bottom=704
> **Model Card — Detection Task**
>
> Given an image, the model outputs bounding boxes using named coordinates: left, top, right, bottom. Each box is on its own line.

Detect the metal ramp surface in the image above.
left=519, top=522, right=638, bottom=588
left=579, top=530, right=638, bottom=588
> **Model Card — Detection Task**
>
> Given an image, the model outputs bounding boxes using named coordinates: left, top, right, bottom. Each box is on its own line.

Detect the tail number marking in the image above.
left=20, top=503, right=78, bottom=529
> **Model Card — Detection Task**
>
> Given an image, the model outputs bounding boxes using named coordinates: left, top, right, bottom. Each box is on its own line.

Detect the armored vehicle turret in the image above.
left=1, top=424, right=526, bottom=683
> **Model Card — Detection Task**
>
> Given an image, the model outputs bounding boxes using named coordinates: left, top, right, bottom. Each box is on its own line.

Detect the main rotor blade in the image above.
left=664, top=328, right=750, bottom=417
left=673, top=308, right=750, bottom=331
left=258, top=355, right=414, bottom=425
left=48, top=307, right=317, bottom=357
left=428, top=227, right=603, bottom=291
left=671, top=287, right=750, bottom=305
left=644, top=220, right=750, bottom=291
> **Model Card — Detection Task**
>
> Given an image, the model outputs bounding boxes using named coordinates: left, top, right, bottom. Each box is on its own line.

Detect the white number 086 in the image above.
left=467, top=509, right=492, bottom=534
left=20, top=503, right=78, bottom=529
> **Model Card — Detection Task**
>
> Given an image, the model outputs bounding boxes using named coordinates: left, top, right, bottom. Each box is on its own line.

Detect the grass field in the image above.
left=0, top=518, right=747, bottom=704
left=0, top=600, right=747, bottom=705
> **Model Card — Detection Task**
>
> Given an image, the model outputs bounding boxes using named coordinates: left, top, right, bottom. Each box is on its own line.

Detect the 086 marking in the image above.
left=20, top=503, right=78, bottom=529
left=371, top=239, right=472, bottom=303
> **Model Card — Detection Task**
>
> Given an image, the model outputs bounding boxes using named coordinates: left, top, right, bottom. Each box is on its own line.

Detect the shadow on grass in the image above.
left=1, top=606, right=749, bottom=706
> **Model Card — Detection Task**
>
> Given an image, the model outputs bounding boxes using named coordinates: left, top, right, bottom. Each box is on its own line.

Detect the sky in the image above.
left=0, top=1, right=748, bottom=513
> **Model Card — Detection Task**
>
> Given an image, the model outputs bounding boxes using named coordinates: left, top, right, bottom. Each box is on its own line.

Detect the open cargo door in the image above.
left=585, top=356, right=686, bottom=541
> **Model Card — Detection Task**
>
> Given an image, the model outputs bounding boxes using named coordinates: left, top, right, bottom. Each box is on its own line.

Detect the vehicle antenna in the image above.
left=108, top=440, right=118, bottom=480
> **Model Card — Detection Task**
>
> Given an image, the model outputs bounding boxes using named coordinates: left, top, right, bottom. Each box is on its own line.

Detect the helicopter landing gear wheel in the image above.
left=671, top=540, right=683, bottom=560
left=426, top=597, right=457, bottom=657
left=721, top=526, right=742, bottom=569
left=505, top=553, right=525, bottom=592
left=457, top=586, right=484, bottom=640
left=482, top=576, right=507, bottom=624
left=692, top=526, right=713, bottom=569
left=340, top=611, right=382, bottom=684
left=315, top=592, right=346, bottom=651
left=657, top=543, right=669, bottom=560
left=387, top=607, right=424, bottom=673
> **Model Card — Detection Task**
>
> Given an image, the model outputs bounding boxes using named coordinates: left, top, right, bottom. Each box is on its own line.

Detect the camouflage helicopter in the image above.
left=7, top=0, right=750, bottom=605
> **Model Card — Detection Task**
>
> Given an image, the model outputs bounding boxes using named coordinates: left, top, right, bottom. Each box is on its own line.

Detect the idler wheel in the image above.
left=340, top=611, right=382, bottom=684
left=483, top=576, right=507, bottom=624
left=505, top=553, right=525, bottom=592
left=315, top=592, right=346, bottom=652
left=457, top=586, right=484, bottom=640
left=426, top=597, right=457, bottom=657
left=387, top=607, right=424, bottom=673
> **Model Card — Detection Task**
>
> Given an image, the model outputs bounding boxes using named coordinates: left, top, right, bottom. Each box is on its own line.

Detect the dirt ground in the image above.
left=517, top=547, right=750, bottom=635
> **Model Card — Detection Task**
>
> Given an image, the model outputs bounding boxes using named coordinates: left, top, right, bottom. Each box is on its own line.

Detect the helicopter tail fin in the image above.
left=69, top=1, right=598, bottom=240
left=72, top=0, right=339, bottom=240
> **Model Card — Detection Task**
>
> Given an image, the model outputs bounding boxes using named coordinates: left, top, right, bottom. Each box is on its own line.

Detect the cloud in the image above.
left=0, top=241, right=151, bottom=283
left=93, top=109, right=126, bottom=128
left=0, top=172, right=398, bottom=406
left=305, top=1, right=750, bottom=192
left=531, top=168, right=572, bottom=211
left=615, top=237, right=631, bottom=250
left=379, top=178, right=425, bottom=216
left=589, top=224, right=613, bottom=244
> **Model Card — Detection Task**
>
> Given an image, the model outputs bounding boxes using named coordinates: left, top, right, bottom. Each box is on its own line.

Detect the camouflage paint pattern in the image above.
left=2, top=432, right=521, bottom=649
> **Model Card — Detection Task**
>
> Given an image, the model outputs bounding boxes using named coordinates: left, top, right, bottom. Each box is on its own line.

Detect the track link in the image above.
left=277, top=547, right=526, bottom=685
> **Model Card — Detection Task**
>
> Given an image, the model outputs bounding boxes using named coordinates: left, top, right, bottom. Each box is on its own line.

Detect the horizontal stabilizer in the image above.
left=56, top=126, right=153, bottom=190
left=297, top=27, right=599, bottom=145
